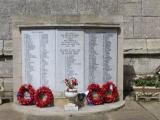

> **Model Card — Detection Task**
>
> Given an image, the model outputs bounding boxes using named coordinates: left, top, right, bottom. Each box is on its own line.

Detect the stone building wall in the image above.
left=0, top=0, right=160, bottom=97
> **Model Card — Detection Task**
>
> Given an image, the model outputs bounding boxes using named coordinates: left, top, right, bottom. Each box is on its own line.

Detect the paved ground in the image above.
left=109, top=100, right=160, bottom=120
left=139, top=101, right=160, bottom=119
left=0, top=99, right=159, bottom=120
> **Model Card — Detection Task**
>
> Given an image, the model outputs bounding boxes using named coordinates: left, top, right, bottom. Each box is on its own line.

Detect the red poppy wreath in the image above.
left=102, top=81, right=119, bottom=103
left=87, top=83, right=104, bottom=105
left=34, top=86, right=54, bottom=108
left=17, top=84, right=35, bottom=105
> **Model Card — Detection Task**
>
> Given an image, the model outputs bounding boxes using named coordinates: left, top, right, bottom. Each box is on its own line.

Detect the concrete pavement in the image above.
left=0, top=99, right=159, bottom=120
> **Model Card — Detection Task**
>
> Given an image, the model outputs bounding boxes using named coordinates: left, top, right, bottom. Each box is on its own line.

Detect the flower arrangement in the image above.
left=17, top=84, right=35, bottom=105
left=34, top=86, right=54, bottom=108
left=102, top=81, right=119, bottom=103
left=64, top=78, right=78, bottom=91
left=87, top=83, right=104, bottom=105
left=17, top=84, right=54, bottom=108
left=87, top=81, right=119, bottom=105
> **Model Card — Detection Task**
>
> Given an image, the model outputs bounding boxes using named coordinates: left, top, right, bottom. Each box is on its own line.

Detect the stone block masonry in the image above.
left=0, top=0, right=160, bottom=97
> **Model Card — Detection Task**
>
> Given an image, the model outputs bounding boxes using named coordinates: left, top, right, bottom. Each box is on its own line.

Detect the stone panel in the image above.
left=3, top=40, right=12, bottom=55
left=0, top=17, right=11, bottom=40
left=4, top=78, right=13, bottom=92
left=147, top=39, right=160, bottom=50
left=50, top=0, right=78, bottom=15
left=0, top=40, right=3, bottom=55
left=134, top=17, right=160, bottom=38
left=142, top=0, right=160, bottom=16
left=100, top=0, right=118, bottom=16
left=78, top=0, right=101, bottom=15
left=123, top=17, right=134, bottom=38
left=4, top=91, right=13, bottom=98
left=0, top=78, right=4, bottom=97
left=134, top=17, right=143, bottom=38
left=118, top=0, right=141, bottom=16
left=78, top=0, right=117, bottom=15
left=124, top=39, right=147, bottom=50
left=26, top=0, right=51, bottom=16
left=0, top=78, right=3, bottom=86
left=0, top=59, right=13, bottom=78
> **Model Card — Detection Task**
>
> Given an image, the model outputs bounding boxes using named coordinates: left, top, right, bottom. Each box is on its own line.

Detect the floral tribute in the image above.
left=34, top=86, right=54, bottom=108
left=87, top=83, right=104, bottom=105
left=102, top=81, right=119, bottom=103
left=17, top=84, right=35, bottom=105
left=64, top=78, right=78, bottom=91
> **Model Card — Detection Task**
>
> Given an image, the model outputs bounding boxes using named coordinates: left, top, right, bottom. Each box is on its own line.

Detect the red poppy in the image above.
left=87, top=83, right=104, bottom=105
left=102, top=81, right=119, bottom=103
left=34, top=86, right=54, bottom=108
left=17, top=84, right=35, bottom=105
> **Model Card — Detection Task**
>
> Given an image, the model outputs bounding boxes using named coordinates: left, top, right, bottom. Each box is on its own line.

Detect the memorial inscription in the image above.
left=56, top=30, right=84, bottom=92
left=84, top=30, right=117, bottom=89
left=22, top=29, right=117, bottom=96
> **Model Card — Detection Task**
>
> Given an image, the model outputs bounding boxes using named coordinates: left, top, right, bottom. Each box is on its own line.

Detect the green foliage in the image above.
left=134, top=75, right=160, bottom=88
left=155, top=81, right=160, bottom=88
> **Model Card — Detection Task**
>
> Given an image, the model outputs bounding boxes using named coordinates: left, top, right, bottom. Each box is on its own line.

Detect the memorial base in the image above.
left=12, top=100, right=125, bottom=120
left=54, top=98, right=70, bottom=106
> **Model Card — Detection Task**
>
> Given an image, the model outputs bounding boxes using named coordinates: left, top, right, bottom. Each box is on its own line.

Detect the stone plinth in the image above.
left=12, top=101, right=125, bottom=120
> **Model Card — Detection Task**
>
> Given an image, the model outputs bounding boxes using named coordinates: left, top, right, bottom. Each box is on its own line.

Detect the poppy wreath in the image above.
left=87, top=83, right=104, bottom=105
left=102, top=81, right=119, bottom=103
left=34, top=86, right=54, bottom=108
left=17, top=84, right=35, bottom=105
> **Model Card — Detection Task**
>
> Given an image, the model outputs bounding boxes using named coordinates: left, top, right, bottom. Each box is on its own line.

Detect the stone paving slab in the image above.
left=139, top=101, right=160, bottom=120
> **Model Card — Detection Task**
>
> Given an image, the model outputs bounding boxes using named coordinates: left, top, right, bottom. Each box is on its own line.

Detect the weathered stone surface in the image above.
left=134, top=17, right=160, bottom=38
left=4, top=91, right=13, bottom=98
left=0, top=78, right=3, bottom=86
left=124, top=39, right=147, bottom=50
left=4, top=78, right=13, bottom=92
left=0, top=17, right=11, bottom=40
left=123, top=17, right=134, bottom=38
left=78, top=0, right=117, bottom=15
left=3, top=40, right=12, bottom=55
left=118, top=0, right=141, bottom=16
left=0, top=78, right=4, bottom=97
left=50, top=0, right=78, bottom=15
left=26, top=115, right=66, bottom=120
left=0, top=40, right=3, bottom=55
left=0, top=59, right=13, bottom=78
left=0, top=0, right=26, bottom=16
left=124, top=57, right=160, bottom=75
left=68, top=112, right=109, bottom=120
left=147, top=39, right=160, bottom=50
left=100, top=0, right=118, bottom=16
left=142, top=0, right=160, bottom=16
left=78, top=0, right=101, bottom=15
left=139, top=102, right=160, bottom=119
left=26, top=0, right=51, bottom=16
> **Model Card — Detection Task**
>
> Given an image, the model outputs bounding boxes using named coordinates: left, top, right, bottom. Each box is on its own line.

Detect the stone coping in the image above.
left=12, top=101, right=125, bottom=116
left=124, top=49, right=160, bottom=55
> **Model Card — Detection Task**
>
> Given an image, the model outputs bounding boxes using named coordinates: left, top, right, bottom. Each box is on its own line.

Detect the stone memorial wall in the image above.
left=1, top=0, right=160, bottom=98
left=21, top=29, right=117, bottom=96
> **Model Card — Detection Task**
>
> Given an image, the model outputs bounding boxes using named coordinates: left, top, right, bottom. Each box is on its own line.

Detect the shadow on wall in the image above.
left=123, top=65, right=136, bottom=98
